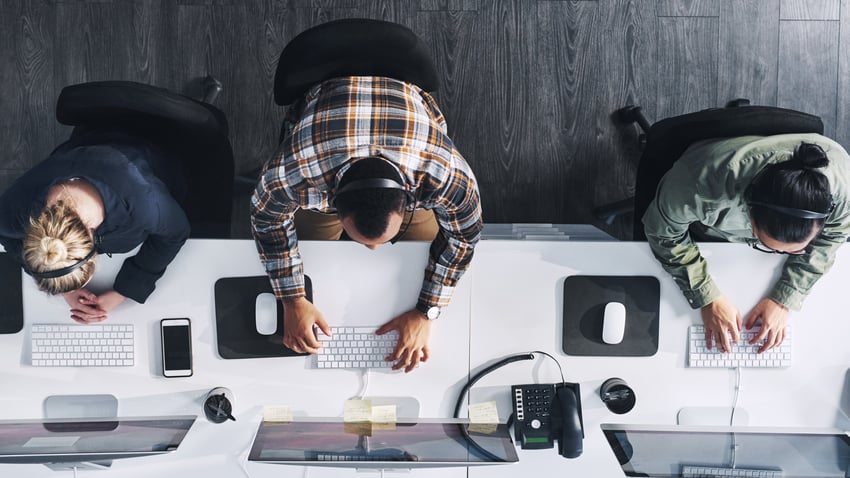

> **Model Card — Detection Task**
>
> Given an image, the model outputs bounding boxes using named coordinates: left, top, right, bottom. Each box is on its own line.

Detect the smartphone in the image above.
left=161, top=318, right=193, bottom=378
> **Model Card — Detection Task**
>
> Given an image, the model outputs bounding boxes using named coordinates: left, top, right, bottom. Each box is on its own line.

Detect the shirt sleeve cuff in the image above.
left=768, top=283, right=805, bottom=311
left=682, top=280, right=722, bottom=309
left=269, top=273, right=307, bottom=300
left=418, top=283, right=455, bottom=309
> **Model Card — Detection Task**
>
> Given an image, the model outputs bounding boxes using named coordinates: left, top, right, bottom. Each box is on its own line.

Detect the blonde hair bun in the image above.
left=38, top=236, right=69, bottom=266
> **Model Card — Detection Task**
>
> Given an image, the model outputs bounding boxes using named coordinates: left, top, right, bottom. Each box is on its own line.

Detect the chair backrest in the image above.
left=633, top=105, right=824, bottom=240
left=273, top=18, right=439, bottom=106
left=56, top=80, right=234, bottom=238
left=57, top=81, right=227, bottom=136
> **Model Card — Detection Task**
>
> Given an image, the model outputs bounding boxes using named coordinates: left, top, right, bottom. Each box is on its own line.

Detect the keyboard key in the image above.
left=687, top=325, right=791, bottom=368
left=31, top=323, right=134, bottom=368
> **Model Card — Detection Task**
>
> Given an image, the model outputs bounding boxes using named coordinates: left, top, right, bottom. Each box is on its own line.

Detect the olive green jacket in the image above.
left=642, top=133, right=850, bottom=310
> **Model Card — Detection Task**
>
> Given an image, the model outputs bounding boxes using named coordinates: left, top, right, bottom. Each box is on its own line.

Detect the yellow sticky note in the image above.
left=343, top=399, right=372, bottom=422
left=371, top=405, right=397, bottom=423
left=263, top=405, right=293, bottom=423
left=468, top=401, right=500, bottom=424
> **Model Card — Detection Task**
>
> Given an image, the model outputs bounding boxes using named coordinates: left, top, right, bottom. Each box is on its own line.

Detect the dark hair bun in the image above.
left=794, top=142, right=829, bottom=169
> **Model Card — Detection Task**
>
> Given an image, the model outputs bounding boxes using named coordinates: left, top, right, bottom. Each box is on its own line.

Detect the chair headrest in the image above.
left=274, top=19, right=439, bottom=105
left=57, top=81, right=225, bottom=134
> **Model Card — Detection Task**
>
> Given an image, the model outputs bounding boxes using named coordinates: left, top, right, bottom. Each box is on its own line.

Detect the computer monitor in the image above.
left=601, top=423, right=850, bottom=477
left=248, top=418, right=519, bottom=469
left=0, top=415, right=195, bottom=469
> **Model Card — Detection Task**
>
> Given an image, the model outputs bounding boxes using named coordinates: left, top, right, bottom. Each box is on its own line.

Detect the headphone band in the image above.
left=748, top=200, right=834, bottom=220
left=334, top=178, right=408, bottom=197
left=24, top=247, right=96, bottom=280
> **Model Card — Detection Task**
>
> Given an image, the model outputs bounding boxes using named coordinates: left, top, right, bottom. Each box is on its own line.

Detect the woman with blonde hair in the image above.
left=23, top=199, right=97, bottom=296
left=1, top=80, right=233, bottom=324
left=0, top=134, right=191, bottom=323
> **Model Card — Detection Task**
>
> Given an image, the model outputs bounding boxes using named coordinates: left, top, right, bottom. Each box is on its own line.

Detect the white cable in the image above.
left=352, top=369, right=370, bottom=400
left=730, top=366, right=742, bottom=426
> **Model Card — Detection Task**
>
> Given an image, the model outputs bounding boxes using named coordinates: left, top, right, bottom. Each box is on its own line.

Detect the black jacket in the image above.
left=0, top=132, right=189, bottom=303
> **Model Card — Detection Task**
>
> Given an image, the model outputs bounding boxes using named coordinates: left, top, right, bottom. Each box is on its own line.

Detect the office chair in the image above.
left=232, top=18, right=441, bottom=193
left=56, top=80, right=235, bottom=238
left=594, top=100, right=824, bottom=240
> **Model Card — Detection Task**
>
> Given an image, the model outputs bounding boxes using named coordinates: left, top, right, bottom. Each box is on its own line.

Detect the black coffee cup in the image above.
left=600, top=377, right=636, bottom=414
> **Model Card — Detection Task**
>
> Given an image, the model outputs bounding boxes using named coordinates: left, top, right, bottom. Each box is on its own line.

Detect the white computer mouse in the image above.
left=602, top=302, right=626, bottom=345
left=255, top=292, right=279, bottom=335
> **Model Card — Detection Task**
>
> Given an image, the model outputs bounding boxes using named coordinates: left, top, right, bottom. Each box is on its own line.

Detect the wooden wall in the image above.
left=1, top=0, right=847, bottom=239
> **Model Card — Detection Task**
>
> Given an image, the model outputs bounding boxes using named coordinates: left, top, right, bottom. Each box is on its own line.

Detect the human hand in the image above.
left=376, top=309, right=432, bottom=373
left=64, top=288, right=107, bottom=324
left=700, top=295, right=742, bottom=352
left=745, top=298, right=789, bottom=353
left=94, top=290, right=126, bottom=314
left=282, top=296, right=329, bottom=354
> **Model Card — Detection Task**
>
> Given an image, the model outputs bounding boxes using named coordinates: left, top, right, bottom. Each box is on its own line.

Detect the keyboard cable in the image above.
left=730, top=366, right=742, bottom=426
left=351, top=369, right=371, bottom=400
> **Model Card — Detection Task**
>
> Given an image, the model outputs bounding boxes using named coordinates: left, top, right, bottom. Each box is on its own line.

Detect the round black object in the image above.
left=204, top=393, right=234, bottom=424
left=600, top=377, right=636, bottom=414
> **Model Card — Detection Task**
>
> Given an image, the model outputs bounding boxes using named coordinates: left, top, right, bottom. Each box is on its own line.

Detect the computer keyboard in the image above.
left=31, top=323, right=135, bottom=367
left=314, top=326, right=399, bottom=369
left=688, top=325, right=791, bottom=368
left=682, top=465, right=783, bottom=477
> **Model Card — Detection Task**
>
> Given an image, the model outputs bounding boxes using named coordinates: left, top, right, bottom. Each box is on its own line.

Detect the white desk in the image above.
left=467, top=241, right=850, bottom=477
left=0, top=240, right=472, bottom=478
left=2, top=240, right=850, bottom=477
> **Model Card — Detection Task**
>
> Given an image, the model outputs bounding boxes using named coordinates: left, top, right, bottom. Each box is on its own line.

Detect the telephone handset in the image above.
left=512, top=382, right=584, bottom=458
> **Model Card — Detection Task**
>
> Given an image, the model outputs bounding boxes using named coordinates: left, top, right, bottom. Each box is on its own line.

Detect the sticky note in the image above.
left=468, top=401, right=500, bottom=423
left=343, top=399, right=372, bottom=422
left=263, top=405, right=293, bottom=423
left=371, top=404, right=397, bottom=423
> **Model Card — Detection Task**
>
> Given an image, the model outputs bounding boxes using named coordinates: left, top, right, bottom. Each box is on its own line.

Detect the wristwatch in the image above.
left=415, top=303, right=441, bottom=320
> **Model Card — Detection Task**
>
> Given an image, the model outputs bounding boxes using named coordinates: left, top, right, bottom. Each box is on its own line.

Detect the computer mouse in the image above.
left=255, top=293, right=279, bottom=335
left=602, top=302, right=626, bottom=345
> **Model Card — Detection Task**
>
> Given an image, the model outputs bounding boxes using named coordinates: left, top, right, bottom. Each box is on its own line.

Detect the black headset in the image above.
left=330, top=176, right=415, bottom=210
left=746, top=200, right=834, bottom=220
left=24, top=247, right=96, bottom=280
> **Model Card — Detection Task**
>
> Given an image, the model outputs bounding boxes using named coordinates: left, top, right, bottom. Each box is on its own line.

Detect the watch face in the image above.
left=426, top=306, right=440, bottom=320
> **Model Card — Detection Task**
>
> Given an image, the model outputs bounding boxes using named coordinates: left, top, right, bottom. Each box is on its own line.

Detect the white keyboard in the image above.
left=31, top=323, right=135, bottom=367
left=682, top=465, right=782, bottom=477
left=688, top=325, right=791, bottom=368
left=314, top=326, right=398, bottom=369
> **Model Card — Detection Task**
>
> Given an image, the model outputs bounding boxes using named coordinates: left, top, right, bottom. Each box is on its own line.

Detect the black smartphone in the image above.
left=160, top=318, right=193, bottom=378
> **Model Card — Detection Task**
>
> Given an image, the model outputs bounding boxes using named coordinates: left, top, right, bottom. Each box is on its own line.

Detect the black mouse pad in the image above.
left=0, top=252, right=24, bottom=334
left=562, top=275, right=659, bottom=357
left=213, top=275, right=312, bottom=359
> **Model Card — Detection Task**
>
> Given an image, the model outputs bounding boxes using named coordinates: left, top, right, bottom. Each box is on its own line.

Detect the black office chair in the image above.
left=273, top=18, right=439, bottom=135
left=56, top=80, right=235, bottom=238
left=232, top=18, right=441, bottom=192
left=594, top=100, right=824, bottom=240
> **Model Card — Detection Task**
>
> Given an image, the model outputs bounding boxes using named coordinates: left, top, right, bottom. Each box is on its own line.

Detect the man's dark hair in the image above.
left=745, top=142, right=832, bottom=243
left=335, top=157, right=408, bottom=239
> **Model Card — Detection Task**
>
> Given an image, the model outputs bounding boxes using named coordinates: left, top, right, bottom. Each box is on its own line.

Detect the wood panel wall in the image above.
left=1, top=0, right=847, bottom=239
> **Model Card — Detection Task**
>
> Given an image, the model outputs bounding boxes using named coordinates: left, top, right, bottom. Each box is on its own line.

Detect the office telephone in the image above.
left=512, top=382, right=584, bottom=458
left=454, top=352, right=585, bottom=460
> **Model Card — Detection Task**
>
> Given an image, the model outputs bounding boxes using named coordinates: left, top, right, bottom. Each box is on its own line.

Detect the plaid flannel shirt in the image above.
left=251, top=76, right=482, bottom=309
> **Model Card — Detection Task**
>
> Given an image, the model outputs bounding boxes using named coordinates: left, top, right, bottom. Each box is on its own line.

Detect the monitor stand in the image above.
left=44, top=461, right=112, bottom=471
left=677, top=406, right=749, bottom=426
left=42, top=394, right=119, bottom=471
left=44, top=394, right=118, bottom=420
left=361, top=396, right=420, bottom=419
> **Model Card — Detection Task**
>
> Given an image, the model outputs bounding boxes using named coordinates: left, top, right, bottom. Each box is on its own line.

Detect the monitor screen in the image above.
left=0, top=416, right=196, bottom=464
left=249, top=419, right=519, bottom=468
left=601, top=424, right=850, bottom=477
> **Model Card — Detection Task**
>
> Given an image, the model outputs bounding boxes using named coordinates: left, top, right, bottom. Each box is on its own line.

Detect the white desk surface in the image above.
left=2, top=239, right=849, bottom=477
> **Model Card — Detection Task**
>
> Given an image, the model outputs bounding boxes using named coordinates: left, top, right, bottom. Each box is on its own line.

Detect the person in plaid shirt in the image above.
left=251, top=76, right=482, bottom=373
